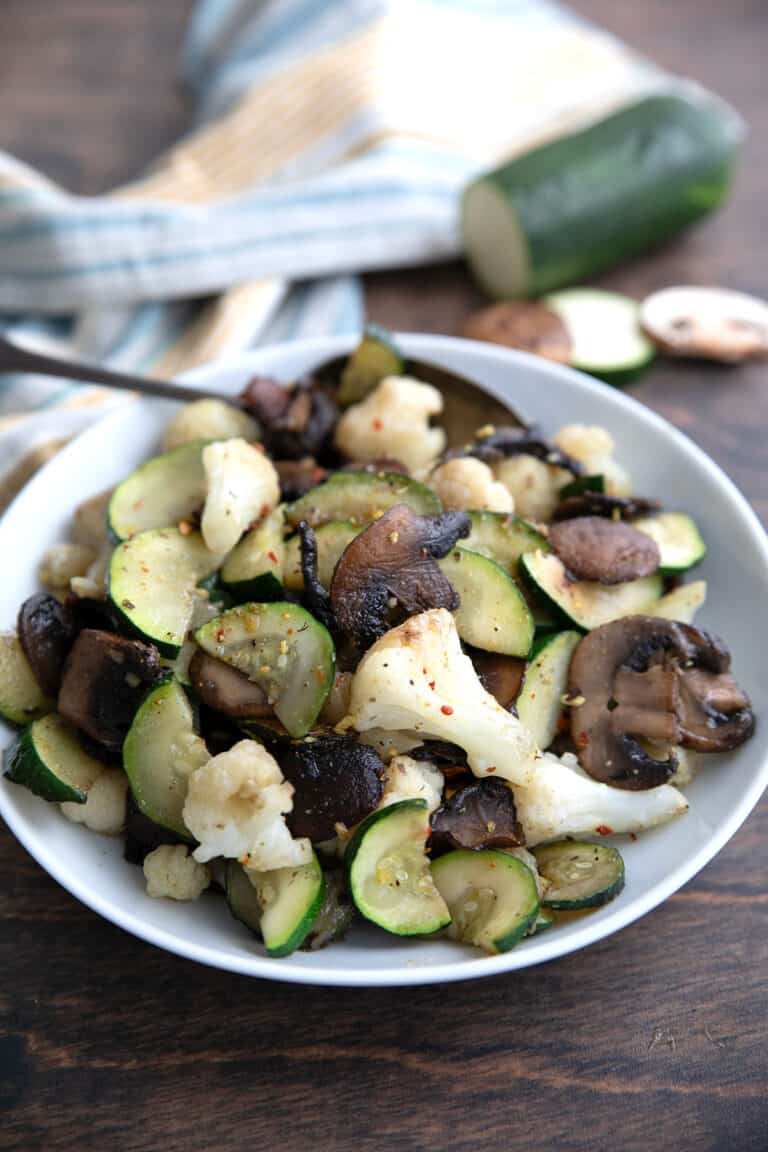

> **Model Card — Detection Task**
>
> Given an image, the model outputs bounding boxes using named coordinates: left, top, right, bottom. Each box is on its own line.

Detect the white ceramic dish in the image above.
left=1, top=334, right=767, bottom=986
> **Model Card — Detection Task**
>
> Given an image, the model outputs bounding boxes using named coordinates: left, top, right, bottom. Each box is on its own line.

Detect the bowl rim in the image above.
left=2, top=331, right=767, bottom=987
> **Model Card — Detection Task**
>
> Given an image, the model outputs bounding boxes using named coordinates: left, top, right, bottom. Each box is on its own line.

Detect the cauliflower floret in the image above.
left=72, top=488, right=112, bottom=551
left=505, top=845, right=549, bottom=900
left=347, top=609, right=538, bottom=786
left=143, top=844, right=211, bottom=901
left=429, top=457, right=514, bottom=513
left=492, top=456, right=568, bottom=522
left=162, top=398, right=259, bottom=452
left=183, top=740, right=311, bottom=870
left=39, top=543, right=95, bottom=592
left=60, top=769, right=128, bottom=834
left=334, top=375, right=446, bottom=473
left=380, top=755, right=444, bottom=812
left=513, top=751, right=688, bottom=846
left=553, top=424, right=631, bottom=497
left=201, top=438, right=280, bottom=555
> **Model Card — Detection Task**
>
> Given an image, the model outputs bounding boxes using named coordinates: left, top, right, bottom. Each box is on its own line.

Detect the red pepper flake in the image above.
left=428, top=680, right=436, bottom=691
left=216, top=628, right=226, bottom=642
left=287, top=628, right=294, bottom=636
left=422, top=667, right=427, bottom=675
left=595, top=824, right=613, bottom=836
left=576, top=732, right=590, bottom=748
left=267, top=550, right=278, bottom=564
left=372, top=418, right=383, bottom=430
left=440, top=705, right=454, bottom=716
left=486, top=765, right=497, bottom=773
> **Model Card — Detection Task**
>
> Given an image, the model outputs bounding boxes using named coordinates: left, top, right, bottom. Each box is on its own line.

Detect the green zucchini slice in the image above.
left=633, top=512, right=706, bottom=574
left=123, top=678, right=207, bottom=837
left=534, top=841, right=625, bottom=910
left=439, top=547, right=534, bottom=657
left=221, top=508, right=285, bottom=601
left=108, top=440, right=208, bottom=541
left=225, top=860, right=263, bottom=936
left=109, top=528, right=221, bottom=657
left=247, top=852, right=326, bottom=957
left=285, top=471, right=440, bottom=528
left=0, top=632, right=54, bottom=726
left=520, top=551, right=662, bottom=631
left=649, top=579, right=706, bottom=624
left=431, top=849, right=540, bottom=954
left=517, top=630, right=581, bottom=750
left=346, top=800, right=451, bottom=936
left=463, top=512, right=549, bottom=577
left=195, top=602, right=335, bottom=738
left=546, top=289, right=656, bottom=384
left=338, top=325, right=405, bottom=406
left=3, top=713, right=103, bottom=803
left=283, top=520, right=360, bottom=591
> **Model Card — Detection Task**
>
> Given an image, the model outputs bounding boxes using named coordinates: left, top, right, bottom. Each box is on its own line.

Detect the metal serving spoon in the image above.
left=0, top=334, right=523, bottom=444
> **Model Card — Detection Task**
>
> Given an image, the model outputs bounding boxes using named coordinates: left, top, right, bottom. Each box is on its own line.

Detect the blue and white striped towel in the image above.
left=0, top=0, right=703, bottom=507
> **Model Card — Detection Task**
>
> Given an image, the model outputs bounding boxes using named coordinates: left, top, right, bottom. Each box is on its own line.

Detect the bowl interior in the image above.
left=1, top=333, right=767, bottom=986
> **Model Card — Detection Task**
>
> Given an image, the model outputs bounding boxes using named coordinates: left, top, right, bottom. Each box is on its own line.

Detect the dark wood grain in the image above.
left=0, top=2, right=767, bottom=1150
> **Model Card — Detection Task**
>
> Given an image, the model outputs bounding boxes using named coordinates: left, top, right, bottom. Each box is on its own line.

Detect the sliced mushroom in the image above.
left=297, top=520, right=337, bottom=633
left=448, top=424, right=582, bottom=475
left=640, top=286, right=768, bottom=363
left=570, top=617, right=754, bottom=790
left=410, top=740, right=470, bottom=781
left=429, top=778, right=524, bottom=855
left=468, top=649, right=525, bottom=710
left=552, top=491, right=660, bottom=521
left=549, top=516, right=660, bottom=584
left=275, top=457, right=329, bottom=501
left=239, top=375, right=338, bottom=459
left=462, top=301, right=572, bottom=363
left=329, top=504, right=470, bottom=648
left=17, top=593, right=81, bottom=698
left=189, top=649, right=273, bottom=718
left=58, top=629, right=163, bottom=749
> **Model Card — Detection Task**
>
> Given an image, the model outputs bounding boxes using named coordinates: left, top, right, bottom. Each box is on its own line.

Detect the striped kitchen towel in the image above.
left=0, top=0, right=710, bottom=508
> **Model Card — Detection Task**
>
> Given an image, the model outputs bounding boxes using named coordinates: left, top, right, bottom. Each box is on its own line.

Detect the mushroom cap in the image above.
left=17, top=593, right=82, bottom=698
left=640, top=286, right=768, bottom=363
left=239, top=375, right=338, bottom=459
left=429, top=777, right=524, bottom=854
left=549, top=516, right=661, bottom=584
left=462, top=301, right=572, bottom=363
left=447, top=424, right=582, bottom=475
left=189, top=649, right=273, bottom=719
left=552, top=491, right=660, bottom=522
left=468, top=649, right=525, bottom=710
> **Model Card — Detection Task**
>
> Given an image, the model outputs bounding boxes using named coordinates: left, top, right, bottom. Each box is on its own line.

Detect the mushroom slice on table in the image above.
left=429, top=777, right=525, bottom=855
left=549, top=516, right=661, bottom=584
left=569, top=617, right=754, bottom=790
left=462, top=301, right=572, bottom=363
left=640, top=286, right=768, bottom=363
left=329, top=503, right=470, bottom=649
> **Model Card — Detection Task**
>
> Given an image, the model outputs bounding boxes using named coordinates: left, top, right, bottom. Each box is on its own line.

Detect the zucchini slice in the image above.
left=346, top=799, right=451, bottom=936
left=534, top=841, right=625, bottom=910
left=0, top=632, right=53, bottom=726
left=648, top=579, right=706, bottom=624
left=195, top=602, right=334, bottom=738
left=338, top=325, right=405, bottom=406
left=520, top=551, right=662, bottom=631
left=439, top=547, right=534, bottom=657
left=123, top=678, right=207, bottom=837
left=283, top=520, right=360, bottom=591
left=546, top=289, right=656, bottom=384
left=517, top=630, right=581, bottom=750
left=463, top=512, right=548, bottom=577
left=3, top=713, right=103, bottom=803
left=247, top=852, right=326, bottom=957
left=633, top=512, right=706, bottom=574
left=109, top=528, right=221, bottom=657
left=431, top=849, right=539, bottom=954
left=533, top=909, right=556, bottom=933
left=285, top=471, right=440, bottom=528
left=108, top=440, right=207, bottom=541
left=220, top=508, right=285, bottom=602
left=225, top=860, right=262, bottom=936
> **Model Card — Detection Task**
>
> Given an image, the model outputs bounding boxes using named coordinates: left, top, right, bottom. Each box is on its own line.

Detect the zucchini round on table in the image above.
left=462, top=92, right=741, bottom=300
left=431, top=849, right=539, bottom=954
left=3, top=712, right=103, bottom=803
left=220, top=508, right=285, bottom=602
left=108, top=439, right=208, bottom=541
left=439, top=547, right=534, bottom=657
left=195, top=601, right=335, bottom=738
left=285, top=471, right=440, bottom=528
left=534, top=841, right=625, bottom=910
left=0, top=632, right=53, bottom=726
left=346, top=799, right=451, bottom=936
left=109, top=527, right=221, bottom=657
left=632, top=513, right=706, bottom=574
left=516, top=630, right=581, bottom=750
left=463, top=512, right=548, bottom=577
left=545, top=289, right=656, bottom=384
left=520, top=551, right=662, bottom=631
left=226, top=854, right=326, bottom=957
left=338, top=325, right=405, bottom=406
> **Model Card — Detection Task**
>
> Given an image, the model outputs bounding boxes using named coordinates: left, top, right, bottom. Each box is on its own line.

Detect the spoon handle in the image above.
left=0, top=334, right=243, bottom=407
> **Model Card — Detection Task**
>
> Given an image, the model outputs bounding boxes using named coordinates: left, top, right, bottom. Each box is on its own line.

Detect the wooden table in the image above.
left=1, top=3, right=766, bottom=1149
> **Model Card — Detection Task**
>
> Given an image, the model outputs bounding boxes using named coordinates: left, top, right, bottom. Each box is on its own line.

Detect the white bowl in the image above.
left=2, top=334, right=767, bottom=986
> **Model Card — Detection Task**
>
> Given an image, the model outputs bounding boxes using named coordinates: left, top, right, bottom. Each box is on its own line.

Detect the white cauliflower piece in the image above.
left=60, top=769, right=128, bottom=835
left=505, top=845, right=549, bottom=900
left=201, top=438, right=280, bottom=555
left=380, top=755, right=444, bottom=812
left=492, top=456, right=568, bottom=522
left=143, top=844, right=211, bottom=901
left=553, top=424, right=631, bottom=497
left=513, top=751, right=688, bottom=846
left=334, top=375, right=446, bottom=472
left=429, top=458, right=514, bottom=513
left=39, top=543, right=95, bottom=591
left=72, top=488, right=112, bottom=550
left=347, top=609, right=538, bottom=786
left=162, top=398, right=259, bottom=452
left=183, top=740, right=311, bottom=870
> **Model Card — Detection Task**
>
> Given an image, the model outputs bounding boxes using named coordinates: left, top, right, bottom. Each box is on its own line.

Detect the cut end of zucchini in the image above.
left=546, top=289, right=656, bottom=384
left=462, top=179, right=530, bottom=300
left=3, top=713, right=103, bottom=804
left=338, top=326, right=405, bottom=406
left=285, top=471, right=440, bottom=528
left=648, top=579, right=706, bottom=625
left=464, top=512, right=549, bottom=577
left=521, top=551, right=662, bottom=631
left=250, top=852, right=325, bottom=957
left=440, top=547, right=534, bottom=657
left=633, top=512, right=706, bottom=574
left=0, top=632, right=54, bottom=726
left=517, top=630, right=581, bottom=750
left=535, top=840, right=625, bottom=910
left=431, top=849, right=539, bottom=954
left=108, top=439, right=208, bottom=541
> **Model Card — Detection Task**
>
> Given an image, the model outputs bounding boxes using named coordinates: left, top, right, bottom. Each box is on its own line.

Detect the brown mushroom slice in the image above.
left=552, top=491, right=660, bottom=522
left=275, top=457, right=329, bottom=501
left=329, top=503, right=470, bottom=648
left=640, top=286, right=768, bottom=363
left=429, top=778, right=524, bottom=855
left=677, top=668, right=755, bottom=752
left=462, top=301, right=572, bottom=363
left=468, top=649, right=525, bottom=710
left=58, top=629, right=162, bottom=749
left=188, top=649, right=273, bottom=718
left=549, top=516, right=661, bottom=584
left=447, top=424, right=581, bottom=475
left=17, top=593, right=82, bottom=698
left=239, top=375, right=337, bottom=459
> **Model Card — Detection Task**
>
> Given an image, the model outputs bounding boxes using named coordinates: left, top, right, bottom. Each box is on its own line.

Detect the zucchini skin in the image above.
left=464, top=93, right=741, bottom=298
